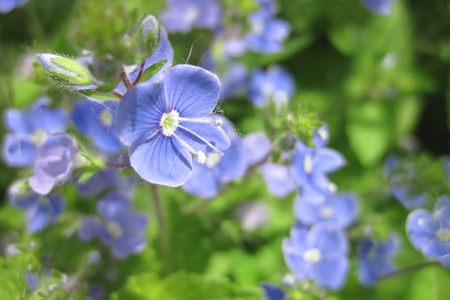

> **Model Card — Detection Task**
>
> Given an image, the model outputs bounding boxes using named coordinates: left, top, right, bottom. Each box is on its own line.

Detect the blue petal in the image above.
left=308, top=224, right=348, bottom=255
left=282, top=239, right=309, bottom=281
left=44, top=193, right=65, bottom=217
left=360, top=0, right=395, bottom=15
left=119, top=211, right=149, bottom=234
left=176, top=118, right=230, bottom=154
left=115, top=80, right=166, bottom=146
left=78, top=168, right=120, bottom=197
left=79, top=216, right=104, bottom=241
left=183, top=161, right=222, bottom=198
left=312, top=125, right=329, bottom=148
left=330, top=193, right=358, bottom=228
left=2, top=134, right=38, bottom=167
left=164, top=65, right=221, bottom=118
left=111, top=235, right=147, bottom=259
left=13, top=194, right=38, bottom=210
left=261, top=163, right=295, bottom=197
left=93, top=127, right=124, bottom=153
left=260, top=283, right=285, bottom=300
left=215, top=116, right=248, bottom=181
left=313, top=148, right=346, bottom=173
left=129, top=134, right=193, bottom=187
left=27, top=205, right=50, bottom=232
left=97, top=193, right=131, bottom=221
left=5, top=109, right=35, bottom=134
left=406, top=209, right=437, bottom=251
left=33, top=103, right=68, bottom=134
left=311, top=255, right=348, bottom=290
left=71, top=101, right=104, bottom=136
left=243, top=132, right=272, bottom=165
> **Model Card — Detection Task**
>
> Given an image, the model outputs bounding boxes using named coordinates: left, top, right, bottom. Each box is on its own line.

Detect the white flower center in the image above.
left=160, top=110, right=180, bottom=137
left=273, top=91, right=288, bottom=105
left=206, top=153, right=221, bottom=168
left=303, top=154, right=313, bottom=173
left=317, top=127, right=329, bottom=144
left=437, top=228, right=450, bottom=242
left=100, top=109, right=113, bottom=127
left=251, top=20, right=264, bottom=34
left=303, top=248, right=322, bottom=263
left=185, top=8, right=199, bottom=23
left=33, top=129, right=48, bottom=144
left=319, top=206, right=334, bottom=218
left=106, top=221, right=123, bottom=239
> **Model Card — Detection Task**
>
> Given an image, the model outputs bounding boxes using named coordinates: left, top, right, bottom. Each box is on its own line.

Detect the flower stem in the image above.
left=150, top=183, right=171, bottom=274
left=379, top=261, right=439, bottom=280
left=119, top=66, right=133, bottom=91
left=132, top=61, right=146, bottom=85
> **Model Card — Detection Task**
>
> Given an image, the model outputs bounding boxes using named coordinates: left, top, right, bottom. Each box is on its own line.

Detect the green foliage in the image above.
left=112, top=271, right=263, bottom=300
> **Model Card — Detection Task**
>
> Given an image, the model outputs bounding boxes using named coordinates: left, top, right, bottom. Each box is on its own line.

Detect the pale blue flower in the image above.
left=0, top=0, right=29, bottom=13
left=71, top=100, right=123, bottom=153
left=9, top=182, right=65, bottom=233
left=79, top=193, right=148, bottom=259
left=294, top=191, right=358, bottom=229
left=248, top=66, right=294, bottom=108
left=290, top=138, right=345, bottom=194
left=114, top=64, right=230, bottom=187
left=283, top=223, right=349, bottom=290
left=160, top=0, right=221, bottom=33
left=358, top=232, right=400, bottom=286
left=360, top=0, right=396, bottom=16
left=406, top=196, right=450, bottom=268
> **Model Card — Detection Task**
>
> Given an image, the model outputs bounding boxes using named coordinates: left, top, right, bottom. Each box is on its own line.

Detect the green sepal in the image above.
left=139, top=59, right=167, bottom=83
left=49, top=57, right=93, bottom=86
left=79, top=89, right=121, bottom=101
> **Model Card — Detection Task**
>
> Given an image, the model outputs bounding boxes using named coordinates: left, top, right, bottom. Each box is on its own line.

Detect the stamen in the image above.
left=198, top=151, right=206, bottom=164
left=176, top=123, right=224, bottom=156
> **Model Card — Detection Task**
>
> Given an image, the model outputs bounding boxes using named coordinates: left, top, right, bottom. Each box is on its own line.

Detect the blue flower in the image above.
left=114, top=64, right=231, bottom=187
left=242, top=131, right=272, bottom=166
left=290, top=138, right=346, bottom=194
left=78, top=193, right=148, bottom=259
left=160, top=0, right=221, bottom=33
left=360, top=0, right=396, bottom=16
left=182, top=116, right=248, bottom=198
left=28, top=134, right=79, bottom=195
left=406, top=196, right=450, bottom=268
left=444, top=156, right=450, bottom=182
left=392, top=186, right=425, bottom=210
left=2, top=98, right=68, bottom=167
left=245, top=11, right=290, bottom=54
left=294, top=191, right=358, bottom=229
left=248, top=66, right=294, bottom=108
left=0, top=0, right=29, bottom=13
left=357, top=232, right=400, bottom=286
left=71, top=100, right=123, bottom=153
left=283, top=223, right=349, bottom=290
left=9, top=182, right=65, bottom=233
left=260, top=163, right=295, bottom=197
left=260, top=283, right=285, bottom=300
left=77, top=168, right=134, bottom=197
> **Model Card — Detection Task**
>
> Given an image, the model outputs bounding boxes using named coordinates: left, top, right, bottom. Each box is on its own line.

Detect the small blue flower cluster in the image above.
left=281, top=126, right=356, bottom=290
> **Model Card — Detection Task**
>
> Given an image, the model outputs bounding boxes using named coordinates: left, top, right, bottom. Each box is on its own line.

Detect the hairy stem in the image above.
left=150, top=183, right=171, bottom=274
left=379, top=261, right=439, bottom=280
left=132, top=61, right=146, bottom=85
left=119, top=66, right=133, bottom=91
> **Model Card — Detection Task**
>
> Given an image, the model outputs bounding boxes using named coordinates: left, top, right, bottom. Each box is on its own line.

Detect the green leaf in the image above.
left=78, top=170, right=95, bottom=183
left=79, top=89, right=121, bottom=101
left=113, top=272, right=263, bottom=300
left=346, top=101, right=392, bottom=166
left=139, top=60, right=167, bottom=83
